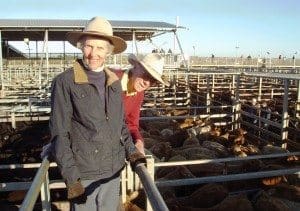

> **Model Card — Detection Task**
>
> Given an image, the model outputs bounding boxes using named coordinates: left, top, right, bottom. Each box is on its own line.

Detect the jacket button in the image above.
left=95, top=149, right=98, bottom=153
left=106, top=117, right=109, bottom=120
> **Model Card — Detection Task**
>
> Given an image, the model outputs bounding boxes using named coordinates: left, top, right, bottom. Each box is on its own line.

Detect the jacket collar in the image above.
left=120, top=69, right=137, bottom=96
left=73, top=59, right=119, bottom=86
left=120, top=69, right=129, bottom=91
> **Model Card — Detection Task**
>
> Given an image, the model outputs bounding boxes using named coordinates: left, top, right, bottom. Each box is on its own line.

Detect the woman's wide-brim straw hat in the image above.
left=128, top=53, right=169, bottom=86
left=66, top=17, right=127, bottom=54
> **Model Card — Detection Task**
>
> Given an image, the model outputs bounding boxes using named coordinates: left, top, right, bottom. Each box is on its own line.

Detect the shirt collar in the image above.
left=73, top=59, right=118, bottom=86
left=121, top=69, right=137, bottom=96
left=82, top=60, right=104, bottom=72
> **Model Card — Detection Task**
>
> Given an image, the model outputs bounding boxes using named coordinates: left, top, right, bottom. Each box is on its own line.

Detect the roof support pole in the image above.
left=63, top=41, right=66, bottom=71
left=39, top=30, right=49, bottom=90
left=173, top=16, right=179, bottom=53
left=132, top=30, right=138, bottom=55
left=35, top=41, right=38, bottom=59
left=0, top=30, right=3, bottom=97
left=45, top=29, right=49, bottom=87
left=173, top=31, right=188, bottom=70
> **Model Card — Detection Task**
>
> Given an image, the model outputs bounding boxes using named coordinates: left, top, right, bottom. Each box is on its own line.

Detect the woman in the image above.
left=117, top=53, right=169, bottom=154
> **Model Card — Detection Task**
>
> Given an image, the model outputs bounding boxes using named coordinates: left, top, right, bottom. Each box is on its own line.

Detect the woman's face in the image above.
left=131, top=63, right=156, bottom=92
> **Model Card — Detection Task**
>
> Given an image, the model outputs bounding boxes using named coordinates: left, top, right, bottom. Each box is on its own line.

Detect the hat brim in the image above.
left=139, top=60, right=170, bottom=86
left=128, top=54, right=144, bottom=66
left=66, top=31, right=127, bottom=54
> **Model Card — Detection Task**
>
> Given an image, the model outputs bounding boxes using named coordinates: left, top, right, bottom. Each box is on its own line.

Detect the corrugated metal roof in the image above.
left=0, top=19, right=179, bottom=30
left=0, top=19, right=87, bottom=28
left=0, top=18, right=182, bottom=41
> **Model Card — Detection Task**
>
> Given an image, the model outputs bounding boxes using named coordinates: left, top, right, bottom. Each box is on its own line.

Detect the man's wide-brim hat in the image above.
left=66, top=17, right=127, bottom=54
left=128, top=53, right=169, bottom=86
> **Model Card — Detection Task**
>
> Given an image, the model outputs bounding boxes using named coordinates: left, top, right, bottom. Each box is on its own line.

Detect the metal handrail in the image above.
left=156, top=168, right=300, bottom=187
left=155, top=152, right=300, bottom=167
left=135, top=164, right=169, bottom=211
left=19, top=156, right=51, bottom=211
left=6, top=150, right=299, bottom=211
left=16, top=156, right=168, bottom=211
left=3, top=151, right=300, bottom=210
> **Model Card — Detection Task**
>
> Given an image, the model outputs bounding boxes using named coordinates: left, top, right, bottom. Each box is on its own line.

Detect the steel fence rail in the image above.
left=155, top=152, right=300, bottom=167
left=19, top=156, right=51, bottom=211
left=14, top=157, right=169, bottom=211
left=135, top=164, right=169, bottom=211
left=2, top=152, right=300, bottom=210
left=156, top=168, right=300, bottom=187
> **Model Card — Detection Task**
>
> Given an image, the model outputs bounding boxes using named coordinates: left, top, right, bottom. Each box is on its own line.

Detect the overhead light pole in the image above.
left=193, top=45, right=195, bottom=57
left=24, top=38, right=31, bottom=71
left=266, top=51, right=271, bottom=68
left=235, top=44, right=239, bottom=65
left=293, top=51, right=298, bottom=68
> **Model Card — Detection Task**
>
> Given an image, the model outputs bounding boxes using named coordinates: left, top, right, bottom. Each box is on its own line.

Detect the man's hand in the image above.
left=135, top=139, right=145, bottom=155
left=129, top=151, right=147, bottom=171
left=40, top=143, right=55, bottom=161
left=67, top=180, right=86, bottom=204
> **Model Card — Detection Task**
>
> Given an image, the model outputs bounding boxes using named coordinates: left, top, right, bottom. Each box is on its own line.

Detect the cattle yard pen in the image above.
left=0, top=65, right=299, bottom=210
left=3, top=66, right=299, bottom=146
left=0, top=17, right=299, bottom=210
left=1, top=152, right=299, bottom=210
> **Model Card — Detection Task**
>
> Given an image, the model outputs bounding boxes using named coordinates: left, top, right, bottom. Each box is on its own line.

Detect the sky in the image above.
left=1, top=0, right=299, bottom=58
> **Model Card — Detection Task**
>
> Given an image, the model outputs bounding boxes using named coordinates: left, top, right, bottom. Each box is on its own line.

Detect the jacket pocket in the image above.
left=71, top=141, right=98, bottom=172
left=72, top=89, right=89, bottom=111
left=107, top=82, right=123, bottom=105
left=73, top=86, right=90, bottom=100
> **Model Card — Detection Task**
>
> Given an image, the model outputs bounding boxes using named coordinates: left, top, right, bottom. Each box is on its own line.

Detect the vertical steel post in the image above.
left=281, top=79, right=289, bottom=148
left=234, top=74, right=241, bottom=129
left=40, top=172, right=51, bottom=211
left=258, top=77, right=262, bottom=102
left=0, top=30, right=4, bottom=97
left=45, top=29, right=49, bottom=88
left=296, top=80, right=300, bottom=119
left=206, top=75, right=211, bottom=114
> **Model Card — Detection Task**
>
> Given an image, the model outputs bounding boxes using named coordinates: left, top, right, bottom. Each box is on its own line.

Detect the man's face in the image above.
left=82, top=36, right=110, bottom=70
left=131, top=63, right=157, bottom=92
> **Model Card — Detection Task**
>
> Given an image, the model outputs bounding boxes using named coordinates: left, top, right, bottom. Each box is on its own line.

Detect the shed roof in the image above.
left=0, top=18, right=182, bottom=41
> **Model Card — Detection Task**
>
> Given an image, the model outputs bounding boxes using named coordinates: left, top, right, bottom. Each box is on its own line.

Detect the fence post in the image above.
left=281, top=79, right=290, bottom=148
left=11, top=111, right=16, bottom=129
left=233, top=74, right=241, bottom=129
left=40, top=172, right=51, bottom=211
left=146, top=155, right=155, bottom=211
left=296, top=80, right=300, bottom=119
left=121, top=167, right=127, bottom=204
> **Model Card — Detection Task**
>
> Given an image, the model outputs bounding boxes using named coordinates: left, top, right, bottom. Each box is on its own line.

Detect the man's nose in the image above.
left=90, top=47, right=98, bottom=56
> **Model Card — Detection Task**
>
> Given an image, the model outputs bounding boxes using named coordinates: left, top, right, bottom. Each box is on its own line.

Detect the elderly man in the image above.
left=49, top=17, right=145, bottom=210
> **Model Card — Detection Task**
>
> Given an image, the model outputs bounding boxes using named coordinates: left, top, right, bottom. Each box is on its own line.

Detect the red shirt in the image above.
left=114, top=69, right=144, bottom=143
left=123, top=91, right=144, bottom=142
